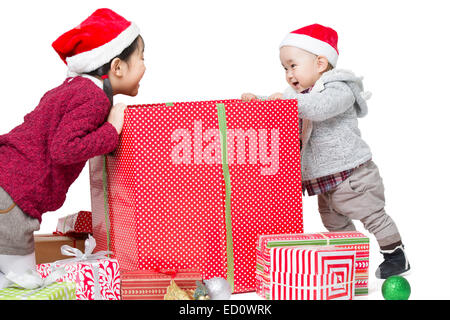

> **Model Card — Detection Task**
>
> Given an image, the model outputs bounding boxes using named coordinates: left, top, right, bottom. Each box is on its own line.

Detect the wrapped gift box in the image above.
left=90, top=99, right=304, bottom=293
left=120, top=270, right=202, bottom=300
left=37, top=258, right=120, bottom=300
left=34, top=234, right=87, bottom=264
left=256, top=231, right=369, bottom=297
left=55, top=211, right=92, bottom=237
left=36, top=236, right=121, bottom=300
left=0, top=282, right=76, bottom=300
left=269, top=246, right=356, bottom=300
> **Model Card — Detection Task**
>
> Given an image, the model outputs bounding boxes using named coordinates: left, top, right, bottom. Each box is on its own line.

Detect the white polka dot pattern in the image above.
left=55, top=211, right=92, bottom=235
left=93, top=99, right=303, bottom=293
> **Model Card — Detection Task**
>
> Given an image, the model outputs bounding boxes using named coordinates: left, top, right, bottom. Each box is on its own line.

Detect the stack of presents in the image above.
left=0, top=99, right=370, bottom=300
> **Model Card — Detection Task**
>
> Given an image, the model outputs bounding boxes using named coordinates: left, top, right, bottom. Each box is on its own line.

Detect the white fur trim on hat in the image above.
left=66, top=22, right=140, bottom=74
left=279, top=33, right=338, bottom=67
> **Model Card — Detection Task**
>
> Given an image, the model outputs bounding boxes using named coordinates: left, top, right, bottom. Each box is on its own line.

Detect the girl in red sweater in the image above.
left=0, top=8, right=146, bottom=288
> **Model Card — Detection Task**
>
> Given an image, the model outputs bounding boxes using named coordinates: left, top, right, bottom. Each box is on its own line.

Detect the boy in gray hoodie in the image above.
left=242, top=24, right=410, bottom=279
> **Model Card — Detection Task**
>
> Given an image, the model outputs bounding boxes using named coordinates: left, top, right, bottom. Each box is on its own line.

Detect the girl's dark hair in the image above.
left=87, top=35, right=143, bottom=105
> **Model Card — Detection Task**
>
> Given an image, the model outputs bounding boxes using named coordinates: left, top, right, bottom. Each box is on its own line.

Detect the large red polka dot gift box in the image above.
left=89, top=99, right=303, bottom=293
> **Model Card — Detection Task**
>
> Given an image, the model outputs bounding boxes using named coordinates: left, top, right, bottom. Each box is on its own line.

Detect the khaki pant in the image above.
left=318, top=160, right=401, bottom=248
left=0, top=186, right=40, bottom=255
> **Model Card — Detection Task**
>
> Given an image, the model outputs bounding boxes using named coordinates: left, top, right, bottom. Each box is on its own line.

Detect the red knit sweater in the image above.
left=0, top=77, right=119, bottom=222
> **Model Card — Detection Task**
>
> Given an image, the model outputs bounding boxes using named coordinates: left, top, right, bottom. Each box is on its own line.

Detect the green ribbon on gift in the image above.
left=216, top=103, right=235, bottom=292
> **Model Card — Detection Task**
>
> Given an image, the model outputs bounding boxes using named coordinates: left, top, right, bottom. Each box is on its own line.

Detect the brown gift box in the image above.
left=120, top=270, right=202, bottom=300
left=34, top=233, right=88, bottom=264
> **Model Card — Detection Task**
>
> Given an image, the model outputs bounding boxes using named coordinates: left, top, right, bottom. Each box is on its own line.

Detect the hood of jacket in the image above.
left=314, top=68, right=370, bottom=118
left=284, top=68, right=371, bottom=118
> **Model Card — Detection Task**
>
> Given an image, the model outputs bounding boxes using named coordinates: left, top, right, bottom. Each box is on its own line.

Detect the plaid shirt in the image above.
left=302, top=160, right=371, bottom=196
left=294, top=86, right=368, bottom=196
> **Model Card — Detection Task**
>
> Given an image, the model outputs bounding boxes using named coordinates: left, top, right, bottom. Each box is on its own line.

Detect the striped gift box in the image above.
left=120, top=270, right=202, bottom=300
left=256, top=231, right=370, bottom=298
left=269, top=247, right=356, bottom=300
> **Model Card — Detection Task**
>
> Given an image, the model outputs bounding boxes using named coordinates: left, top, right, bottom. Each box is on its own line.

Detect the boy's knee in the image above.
left=360, top=208, right=388, bottom=230
left=319, top=210, right=356, bottom=232
left=325, top=223, right=357, bottom=233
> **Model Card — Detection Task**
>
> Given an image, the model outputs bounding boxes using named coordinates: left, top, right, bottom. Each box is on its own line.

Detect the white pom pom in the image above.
left=360, top=91, right=372, bottom=100
left=204, top=277, right=232, bottom=300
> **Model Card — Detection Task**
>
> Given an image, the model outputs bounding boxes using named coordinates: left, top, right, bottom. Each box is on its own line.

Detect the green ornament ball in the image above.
left=382, top=275, right=411, bottom=300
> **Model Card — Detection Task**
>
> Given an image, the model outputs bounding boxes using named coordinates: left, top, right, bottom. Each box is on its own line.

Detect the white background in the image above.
left=1, top=0, right=449, bottom=300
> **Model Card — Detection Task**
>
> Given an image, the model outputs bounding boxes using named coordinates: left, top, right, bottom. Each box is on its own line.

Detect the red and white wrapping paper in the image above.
left=90, top=99, right=304, bottom=293
left=36, top=236, right=120, bottom=300
left=270, top=247, right=356, bottom=300
left=271, top=273, right=339, bottom=300
left=55, top=211, right=92, bottom=236
left=256, top=231, right=369, bottom=298
left=120, top=270, right=202, bottom=300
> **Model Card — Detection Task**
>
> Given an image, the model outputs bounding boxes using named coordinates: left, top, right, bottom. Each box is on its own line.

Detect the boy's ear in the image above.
left=316, top=55, right=330, bottom=73
left=110, top=58, right=123, bottom=77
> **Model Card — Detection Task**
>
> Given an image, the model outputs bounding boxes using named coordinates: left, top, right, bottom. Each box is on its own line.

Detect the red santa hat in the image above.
left=279, top=24, right=339, bottom=67
left=52, top=8, right=140, bottom=75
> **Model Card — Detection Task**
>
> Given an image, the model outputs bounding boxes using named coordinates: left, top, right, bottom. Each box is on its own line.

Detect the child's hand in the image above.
left=268, top=92, right=283, bottom=100
left=241, top=93, right=258, bottom=102
left=107, top=102, right=127, bottom=134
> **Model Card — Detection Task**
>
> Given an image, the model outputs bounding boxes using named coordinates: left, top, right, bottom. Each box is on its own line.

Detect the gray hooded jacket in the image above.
left=283, top=69, right=373, bottom=181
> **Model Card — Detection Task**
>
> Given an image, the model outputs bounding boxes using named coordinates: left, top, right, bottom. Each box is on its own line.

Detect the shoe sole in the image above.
left=397, top=267, right=411, bottom=277
left=376, top=266, right=411, bottom=280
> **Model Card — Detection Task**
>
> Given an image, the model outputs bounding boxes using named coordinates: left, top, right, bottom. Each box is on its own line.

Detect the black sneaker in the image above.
left=375, top=245, right=410, bottom=279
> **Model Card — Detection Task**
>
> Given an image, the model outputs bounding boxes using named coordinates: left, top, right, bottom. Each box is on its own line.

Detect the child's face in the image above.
left=114, top=37, right=146, bottom=96
left=280, top=46, right=323, bottom=93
